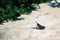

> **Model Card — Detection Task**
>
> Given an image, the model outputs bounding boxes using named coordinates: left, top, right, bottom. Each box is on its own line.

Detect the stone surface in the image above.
left=0, top=1, right=60, bottom=40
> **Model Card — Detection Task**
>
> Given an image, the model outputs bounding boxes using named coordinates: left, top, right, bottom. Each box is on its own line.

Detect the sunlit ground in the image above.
left=0, top=0, right=60, bottom=40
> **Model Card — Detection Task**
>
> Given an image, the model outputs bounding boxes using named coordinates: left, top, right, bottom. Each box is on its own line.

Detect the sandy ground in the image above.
left=0, top=0, right=60, bottom=40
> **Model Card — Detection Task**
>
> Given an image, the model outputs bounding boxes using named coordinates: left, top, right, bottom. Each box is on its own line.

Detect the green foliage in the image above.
left=17, top=0, right=52, bottom=14
left=0, top=0, right=21, bottom=24
left=0, top=0, right=52, bottom=24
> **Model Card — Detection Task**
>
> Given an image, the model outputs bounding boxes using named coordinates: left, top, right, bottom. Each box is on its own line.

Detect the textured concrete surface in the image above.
left=0, top=1, right=60, bottom=40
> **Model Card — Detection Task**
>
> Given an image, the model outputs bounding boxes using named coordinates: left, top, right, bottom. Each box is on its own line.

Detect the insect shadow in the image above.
left=31, top=23, right=46, bottom=30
